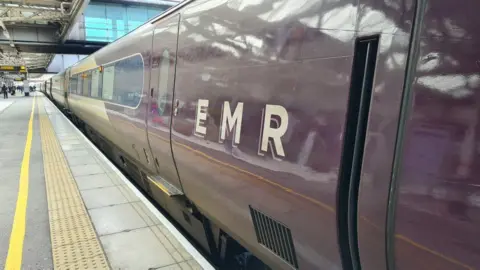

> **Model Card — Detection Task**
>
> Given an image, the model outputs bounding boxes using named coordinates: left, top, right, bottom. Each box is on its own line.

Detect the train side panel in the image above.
left=171, top=0, right=360, bottom=268
left=67, top=24, right=158, bottom=177
left=354, top=0, right=417, bottom=269
left=47, top=0, right=480, bottom=269
left=51, top=73, right=67, bottom=107
left=65, top=12, right=214, bottom=256
left=147, top=15, right=185, bottom=197
left=392, top=0, right=480, bottom=269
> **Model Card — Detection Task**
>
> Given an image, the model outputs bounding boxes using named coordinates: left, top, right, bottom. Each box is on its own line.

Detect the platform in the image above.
left=0, top=93, right=214, bottom=270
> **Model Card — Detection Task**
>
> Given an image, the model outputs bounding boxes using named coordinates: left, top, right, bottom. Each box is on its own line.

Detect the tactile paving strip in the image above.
left=38, top=99, right=110, bottom=270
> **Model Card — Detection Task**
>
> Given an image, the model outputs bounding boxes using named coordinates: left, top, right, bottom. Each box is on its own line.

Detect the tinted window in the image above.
left=82, top=71, right=92, bottom=96
left=53, top=78, right=59, bottom=93
left=157, top=50, right=170, bottom=116
left=102, top=65, right=115, bottom=100
left=69, top=76, right=78, bottom=93
left=84, top=3, right=170, bottom=42
left=70, top=55, right=143, bottom=106
left=77, top=75, right=83, bottom=95
left=91, top=68, right=102, bottom=98
left=111, top=54, right=144, bottom=107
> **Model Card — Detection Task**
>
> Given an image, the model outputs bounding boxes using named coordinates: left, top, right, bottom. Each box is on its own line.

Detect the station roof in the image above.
left=0, top=0, right=181, bottom=77
left=0, top=0, right=88, bottom=73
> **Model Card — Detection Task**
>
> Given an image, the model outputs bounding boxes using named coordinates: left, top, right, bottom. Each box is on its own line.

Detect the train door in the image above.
left=336, top=35, right=380, bottom=270
left=339, top=1, right=423, bottom=270
left=49, top=78, right=52, bottom=98
left=387, top=0, right=480, bottom=269
left=64, top=70, right=70, bottom=110
left=145, top=14, right=184, bottom=198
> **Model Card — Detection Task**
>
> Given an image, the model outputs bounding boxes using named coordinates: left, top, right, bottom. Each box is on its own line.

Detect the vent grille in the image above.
left=249, top=206, right=298, bottom=269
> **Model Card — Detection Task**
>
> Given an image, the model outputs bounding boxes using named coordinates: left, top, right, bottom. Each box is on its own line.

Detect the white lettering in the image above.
left=195, top=99, right=209, bottom=137
left=259, top=104, right=289, bottom=158
left=219, top=101, right=243, bottom=145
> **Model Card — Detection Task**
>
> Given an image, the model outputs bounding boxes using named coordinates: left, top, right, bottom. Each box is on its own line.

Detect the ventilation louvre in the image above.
left=249, top=206, right=298, bottom=269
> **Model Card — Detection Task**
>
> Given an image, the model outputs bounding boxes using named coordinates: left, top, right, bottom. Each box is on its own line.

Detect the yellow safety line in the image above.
left=5, top=95, right=36, bottom=270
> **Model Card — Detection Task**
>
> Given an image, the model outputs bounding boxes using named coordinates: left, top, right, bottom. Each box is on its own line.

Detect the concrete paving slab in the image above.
left=180, top=260, right=202, bottom=270
left=117, top=185, right=140, bottom=203
left=60, top=140, right=81, bottom=145
left=106, top=172, right=126, bottom=186
left=155, top=261, right=201, bottom=270
left=100, top=227, right=176, bottom=270
left=150, top=225, right=191, bottom=263
left=156, top=263, right=182, bottom=270
left=89, top=203, right=147, bottom=235
left=70, top=163, right=104, bottom=177
left=67, top=155, right=98, bottom=166
left=61, top=144, right=84, bottom=151
left=64, top=149, right=89, bottom=158
left=186, top=260, right=203, bottom=269
left=75, top=174, right=115, bottom=190
left=57, top=135, right=78, bottom=140
left=81, top=186, right=129, bottom=209
left=0, top=100, right=14, bottom=113
left=92, top=155, right=115, bottom=174
left=56, top=133, right=76, bottom=137
left=131, top=202, right=161, bottom=226
left=156, top=225, right=193, bottom=262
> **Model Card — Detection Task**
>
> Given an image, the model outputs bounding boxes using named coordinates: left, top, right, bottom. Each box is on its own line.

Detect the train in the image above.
left=42, top=0, right=480, bottom=269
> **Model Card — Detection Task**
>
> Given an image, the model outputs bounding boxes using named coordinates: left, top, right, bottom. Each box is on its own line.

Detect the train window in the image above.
left=60, top=77, right=65, bottom=94
left=91, top=68, right=102, bottom=98
left=102, top=65, right=115, bottom=100
left=69, top=76, right=78, bottom=93
left=82, top=71, right=92, bottom=96
left=157, top=50, right=170, bottom=116
left=98, top=69, right=103, bottom=97
left=112, top=54, right=144, bottom=107
left=77, top=75, right=83, bottom=95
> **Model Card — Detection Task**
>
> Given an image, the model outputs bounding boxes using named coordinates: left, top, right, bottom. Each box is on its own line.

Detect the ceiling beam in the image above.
left=0, top=0, right=63, bottom=9
left=0, top=25, right=58, bottom=44
left=0, top=40, right=107, bottom=54
left=0, top=21, right=16, bottom=50
left=0, top=12, right=67, bottom=23
left=0, top=5, right=59, bottom=13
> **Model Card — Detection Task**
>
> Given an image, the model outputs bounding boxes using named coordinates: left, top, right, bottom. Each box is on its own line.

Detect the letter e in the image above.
left=195, top=99, right=209, bottom=137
